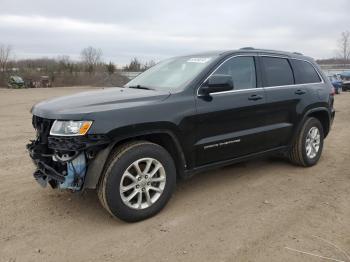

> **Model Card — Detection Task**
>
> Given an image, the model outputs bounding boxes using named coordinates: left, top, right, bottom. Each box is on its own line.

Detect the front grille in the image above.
left=48, top=135, right=110, bottom=151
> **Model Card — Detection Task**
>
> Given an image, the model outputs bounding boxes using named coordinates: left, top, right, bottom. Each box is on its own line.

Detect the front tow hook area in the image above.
left=34, top=170, right=48, bottom=188
left=30, top=151, right=87, bottom=191
left=36, top=160, right=66, bottom=183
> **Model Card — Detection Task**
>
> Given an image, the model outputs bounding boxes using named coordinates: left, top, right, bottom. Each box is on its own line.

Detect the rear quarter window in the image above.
left=291, top=60, right=321, bottom=84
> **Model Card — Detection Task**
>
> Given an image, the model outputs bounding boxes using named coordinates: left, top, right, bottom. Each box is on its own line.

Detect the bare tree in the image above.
left=0, top=44, right=12, bottom=72
left=106, top=61, right=116, bottom=75
left=338, top=31, right=350, bottom=63
left=143, top=60, right=156, bottom=70
left=123, top=57, right=142, bottom=71
left=81, top=46, right=102, bottom=74
left=57, top=55, right=70, bottom=66
left=57, top=55, right=76, bottom=73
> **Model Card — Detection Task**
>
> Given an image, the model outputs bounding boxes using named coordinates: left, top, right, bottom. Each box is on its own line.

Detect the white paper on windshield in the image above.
left=187, top=57, right=212, bottom=64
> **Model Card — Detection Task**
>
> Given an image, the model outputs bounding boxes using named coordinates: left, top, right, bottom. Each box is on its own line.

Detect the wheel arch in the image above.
left=293, top=107, right=331, bottom=144
left=83, top=128, right=187, bottom=189
left=306, top=108, right=331, bottom=138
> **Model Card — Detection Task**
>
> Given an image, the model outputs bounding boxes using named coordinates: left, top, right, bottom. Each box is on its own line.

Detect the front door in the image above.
left=194, top=55, right=268, bottom=166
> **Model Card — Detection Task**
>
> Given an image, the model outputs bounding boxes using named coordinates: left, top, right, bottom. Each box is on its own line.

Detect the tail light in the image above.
left=330, top=86, right=335, bottom=95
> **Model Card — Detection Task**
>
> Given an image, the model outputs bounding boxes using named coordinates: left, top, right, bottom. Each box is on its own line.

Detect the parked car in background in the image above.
left=328, top=75, right=342, bottom=94
left=8, top=75, right=25, bottom=88
left=24, top=76, right=52, bottom=88
left=340, top=72, right=350, bottom=91
left=40, top=76, right=52, bottom=87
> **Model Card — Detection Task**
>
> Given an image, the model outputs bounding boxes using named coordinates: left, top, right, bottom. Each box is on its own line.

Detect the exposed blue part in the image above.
left=59, top=153, right=86, bottom=190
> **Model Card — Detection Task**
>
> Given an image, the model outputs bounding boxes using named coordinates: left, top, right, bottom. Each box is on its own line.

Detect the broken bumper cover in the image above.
left=27, top=121, right=110, bottom=191
left=36, top=160, right=66, bottom=183
left=33, top=161, right=66, bottom=188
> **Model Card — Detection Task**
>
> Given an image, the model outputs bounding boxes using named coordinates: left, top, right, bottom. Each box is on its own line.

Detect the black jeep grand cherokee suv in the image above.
left=27, top=48, right=335, bottom=222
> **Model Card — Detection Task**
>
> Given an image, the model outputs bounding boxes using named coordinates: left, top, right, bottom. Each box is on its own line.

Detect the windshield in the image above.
left=125, top=55, right=217, bottom=91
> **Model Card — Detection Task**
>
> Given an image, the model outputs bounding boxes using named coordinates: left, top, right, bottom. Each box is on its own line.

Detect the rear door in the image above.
left=259, top=55, right=312, bottom=148
left=290, top=58, right=324, bottom=106
left=194, top=55, right=268, bottom=166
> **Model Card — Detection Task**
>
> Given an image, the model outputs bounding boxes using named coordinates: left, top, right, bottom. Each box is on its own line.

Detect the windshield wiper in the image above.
left=128, top=85, right=154, bottom=90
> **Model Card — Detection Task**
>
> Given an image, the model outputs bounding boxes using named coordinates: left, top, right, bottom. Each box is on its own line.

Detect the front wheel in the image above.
left=98, top=141, right=176, bottom=222
left=288, top=117, right=324, bottom=167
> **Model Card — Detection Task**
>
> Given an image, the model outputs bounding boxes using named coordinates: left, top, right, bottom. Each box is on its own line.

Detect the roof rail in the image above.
left=240, top=47, right=255, bottom=50
left=293, top=52, right=303, bottom=55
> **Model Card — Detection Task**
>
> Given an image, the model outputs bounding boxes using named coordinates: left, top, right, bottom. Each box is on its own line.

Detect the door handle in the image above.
left=295, top=89, right=306, bottom=95
left=248, top=94, right=263, bottom=101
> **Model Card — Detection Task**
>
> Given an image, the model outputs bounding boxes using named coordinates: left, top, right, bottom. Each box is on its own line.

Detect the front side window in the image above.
left=262, top=57, right=294, bottom=87
left=213, top=56, right=256, bottom=90
left=291, top=60, right=321, bottom=84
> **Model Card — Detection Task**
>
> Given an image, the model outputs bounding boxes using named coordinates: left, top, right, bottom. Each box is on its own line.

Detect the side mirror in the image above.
left=200, top=74, right=233, bottom=95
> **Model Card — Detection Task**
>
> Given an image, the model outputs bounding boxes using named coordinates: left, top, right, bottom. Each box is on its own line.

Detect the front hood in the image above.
left=31, top=87, right=171, bottom=120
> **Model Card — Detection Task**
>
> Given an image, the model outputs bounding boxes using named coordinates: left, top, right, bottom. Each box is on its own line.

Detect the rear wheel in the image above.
left=98, top=141, right=176, bottom=222
left=288, top=117, right=324, bottom=167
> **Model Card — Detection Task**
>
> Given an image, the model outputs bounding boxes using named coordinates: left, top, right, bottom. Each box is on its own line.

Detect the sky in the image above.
left=0, top=0, right=349, bottom=65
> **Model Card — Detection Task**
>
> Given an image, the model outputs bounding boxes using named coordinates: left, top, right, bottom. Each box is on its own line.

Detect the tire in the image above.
left=98, top=141, right=176, bottom=222
left=288, top=117, right=324, bottom=167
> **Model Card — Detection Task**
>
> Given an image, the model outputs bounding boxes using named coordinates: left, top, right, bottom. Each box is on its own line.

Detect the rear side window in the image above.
left=214, top=56, right=256, bottom=90
left=291, top=60, right=321, bottom=84
left=262, top=57, right=294, bottom=87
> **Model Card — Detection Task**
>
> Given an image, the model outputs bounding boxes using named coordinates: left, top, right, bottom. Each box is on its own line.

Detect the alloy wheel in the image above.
left=305, top=126, right=321, bottom=159
left=120, top=158, right=166, bottom=209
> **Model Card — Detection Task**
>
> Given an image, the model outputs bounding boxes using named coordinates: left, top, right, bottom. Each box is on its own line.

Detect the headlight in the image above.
left=50, top=120, right=93, bottom=136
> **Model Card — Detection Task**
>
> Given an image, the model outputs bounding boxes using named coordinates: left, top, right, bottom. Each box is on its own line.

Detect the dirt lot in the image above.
left=0, top=87, right=349, bottom=262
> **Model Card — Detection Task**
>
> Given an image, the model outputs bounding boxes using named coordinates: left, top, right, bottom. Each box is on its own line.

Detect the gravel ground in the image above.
left=0, top=87, right=349, bottom=262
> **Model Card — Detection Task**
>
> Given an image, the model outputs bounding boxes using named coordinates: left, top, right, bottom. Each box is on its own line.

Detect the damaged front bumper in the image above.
left=27, top=116, right=110, bottom=191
